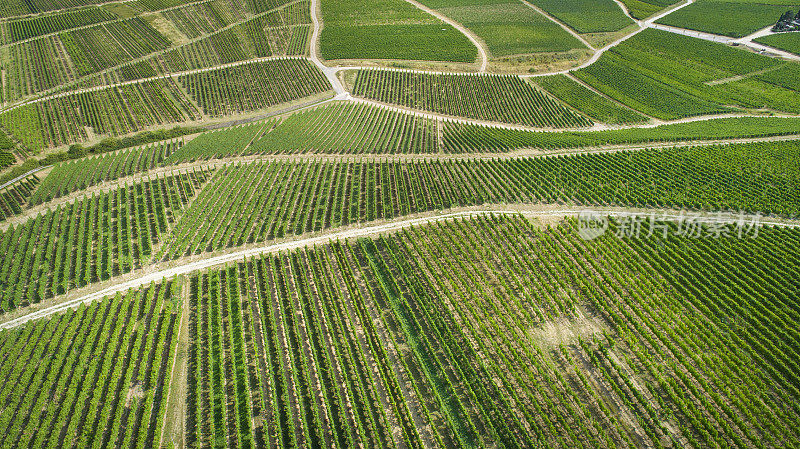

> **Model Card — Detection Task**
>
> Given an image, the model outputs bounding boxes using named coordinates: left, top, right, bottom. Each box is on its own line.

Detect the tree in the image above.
left=68, top=143, right=87, bottom=158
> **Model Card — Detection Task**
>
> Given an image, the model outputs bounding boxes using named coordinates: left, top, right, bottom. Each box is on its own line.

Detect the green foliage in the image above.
left=0, top=283, right=180, bottom=447
left=528, top=0, right=634, bottom=33
left=418, top=0, right=587, bottom=56
left=575, top=29, right=800, bottom=120
left=178, top=59, right=331, bottom=117
left=0, top=170, right=210, bottom=311
left=657, top=0, right=796, bottom=38
left=31, top=140, right=181, bottom=205
left=530, top=74, right=648, bottom=124
left=756, top=31, right=800, bottom=55
left=6, top=6, right=116, bottom=42
left=618, top=0, right=678, bottom=19
left=319, top=0, right=477, bottom=62
left=162, top=140, right=800, bottom=258
left=0, top=174, right=39, bottom=222
left=353, top=69, right=592, bottom=128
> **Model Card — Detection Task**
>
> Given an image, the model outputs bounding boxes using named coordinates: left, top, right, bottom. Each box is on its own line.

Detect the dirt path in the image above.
left=2, top=204, right=797, bottom=330
left=157, top=275, right=190, bottom=449
left=705, top=63, right=786, bottom=86
left=403, top=0, right=489, bottom=71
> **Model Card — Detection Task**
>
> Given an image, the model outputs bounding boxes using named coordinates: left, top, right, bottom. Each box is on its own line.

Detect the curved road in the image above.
left=1, top=205, right=797, bottom=330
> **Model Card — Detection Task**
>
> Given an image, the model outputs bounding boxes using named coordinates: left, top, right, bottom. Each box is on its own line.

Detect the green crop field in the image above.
left=2, top=0, right=800, bottom=446
left=656, top=0, right=799, bottom=38
left=415, top=0, right=588, bottom=56
left=528, top=0, right=634, bottom=33
left=319, top=0, right=477, bottom=62
left=618, top=0, right=679, bottom=19
left=756, top=31, right=800, bottom=55
left=353, top=69, right=593, bottom=128
left=530, top=75, right=649, bottom=124
left=575, top=29, right=800, bottom=120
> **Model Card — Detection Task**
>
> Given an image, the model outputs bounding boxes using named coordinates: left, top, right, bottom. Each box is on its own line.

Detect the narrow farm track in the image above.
left=523, top=0, right=696, bottom=77
left=2, top=204, right=798, bottom=330
left=309, top=0, right=348, bottom=96
left=403, top=0, right=490, bottom=71
left=0, top=165, right=51, bottom=190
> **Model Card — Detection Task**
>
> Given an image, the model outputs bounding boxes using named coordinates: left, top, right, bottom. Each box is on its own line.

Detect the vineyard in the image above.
left=0, top=77, right=201, bottom=151
left=178, top=213, right=800, bottom=448
left=531, top=75, right=649, bottom=125
left=4, top=6, right=117, bottom=43
left=29, top=140, right=181, bottom=205
left=160, top=140, right=800, bottom=259
left=0, top=281, right=180, bottom=448
left=575, top=29, right=800, bottom=120
left=178, top=58, right=331, bottom=117
left=1, top=0, right=800, bottom=446
left=0, top=170, right=210, bottom=312
left=0, top=174, right=39, bottom=221
left=352, top=69, right=593, bottom=128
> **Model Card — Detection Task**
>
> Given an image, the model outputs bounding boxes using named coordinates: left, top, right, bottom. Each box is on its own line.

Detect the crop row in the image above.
left=352, top=69, right=593, bottom=129
left=187, top=251, right=426, bottom=448
left=164, top=122, right=270, bottom=164
left=178, top=58, right=330, bottom=117
left=5, top=17, right=172, bottom=102
left=0, top=77, right=201, bottom=151
left=160, top=1, right=249, bottom=39
left=74, top=0, right=312, bottom=89
left=184, top=212, right=800, bottom=447
left=0, top=281, right=180, bottom=448
left=0, top=174, right=39, bottom=221
left=0, top=170, right=210, bottom=312
left=4, top=6, right=116, bottom=43
left=161, top=140, right=800, bottom=258
left=575, top=29, right=800, bottom=120
left=30, top=140, right=181, bottom=205
left=381, top=214, right=800, bottom=447
left=0, top=0, right=110, bottom=18
left=171, top=101, right=800, bottom=156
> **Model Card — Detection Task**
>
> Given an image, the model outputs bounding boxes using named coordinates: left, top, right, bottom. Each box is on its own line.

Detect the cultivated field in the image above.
left=1, top=0, right=799, bottom=447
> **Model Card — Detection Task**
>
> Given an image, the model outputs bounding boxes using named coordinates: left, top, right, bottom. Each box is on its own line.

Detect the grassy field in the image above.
left=656, top=0, right=798, bottom=38
left=414, top=0, right=587, bottom=56
left=574, top=29, right=800, bottom=120
left=756, top=31, right=800, bottom=55
left=527, top=0, right=634, bottom=33
left=319, top=0, right=477, bottom=62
